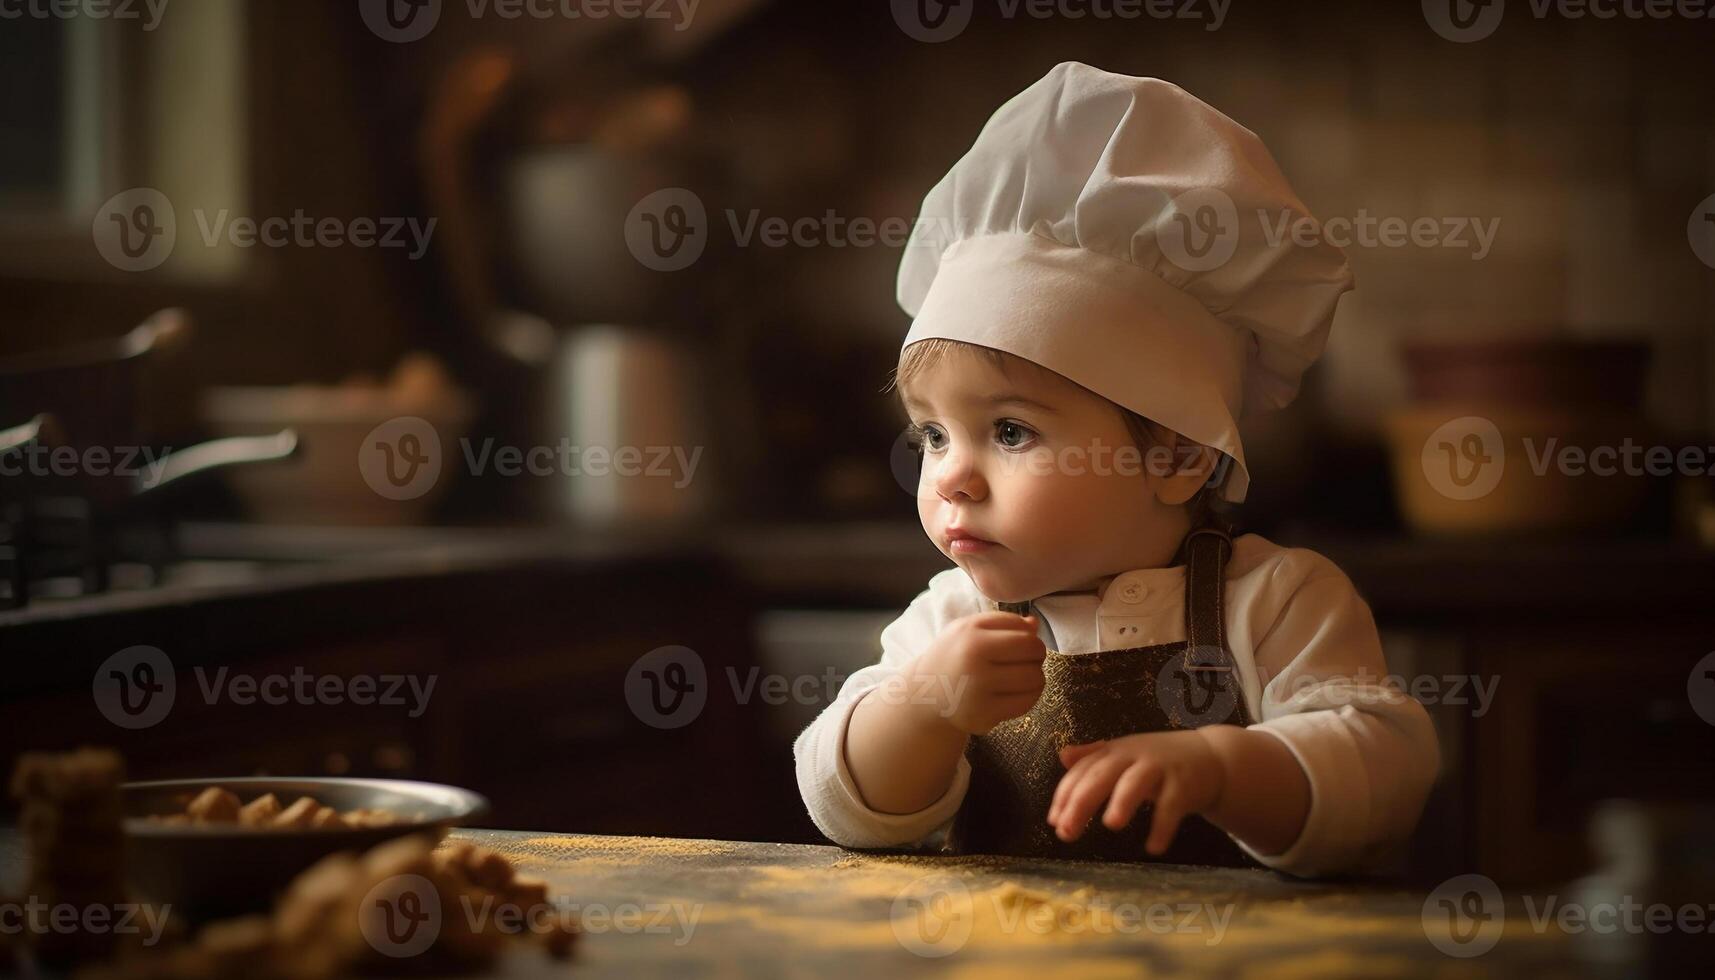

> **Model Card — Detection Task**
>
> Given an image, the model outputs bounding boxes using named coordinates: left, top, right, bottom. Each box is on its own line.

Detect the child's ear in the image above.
left=1143, top=425, right=1219, bottom=507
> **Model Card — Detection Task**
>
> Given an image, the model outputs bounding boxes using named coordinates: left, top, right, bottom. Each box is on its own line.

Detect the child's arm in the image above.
left=1197, top=724, right=1312, bottom=855
left=842, top=680, right=970, bottom=815
left=793, top=571, right=1017, bottom=848
left=845, top=612, right=1046, bottom=813
left=1049, top=553, right=1439, bottom=876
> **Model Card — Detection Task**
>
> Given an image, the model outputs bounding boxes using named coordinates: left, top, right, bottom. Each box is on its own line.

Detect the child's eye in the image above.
left=907, top=422, right=948, bottom=454
left=994, top=419, right=1037, bottom=451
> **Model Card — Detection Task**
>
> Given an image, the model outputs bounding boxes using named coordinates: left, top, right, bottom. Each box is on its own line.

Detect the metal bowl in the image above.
left=123, top=777, right=489, bottom=921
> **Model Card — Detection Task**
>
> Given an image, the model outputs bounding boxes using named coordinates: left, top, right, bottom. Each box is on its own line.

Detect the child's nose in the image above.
left=931, top=447, right=985, bottom=503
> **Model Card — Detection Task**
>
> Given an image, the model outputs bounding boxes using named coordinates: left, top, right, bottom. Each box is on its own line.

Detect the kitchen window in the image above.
left=0, top=0, right=247, bottom=284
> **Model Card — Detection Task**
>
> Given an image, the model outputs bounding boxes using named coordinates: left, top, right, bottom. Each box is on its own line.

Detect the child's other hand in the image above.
left=1047, top=730, right=1226, bottom=854
left=905, top=612, right=1046, bottom=736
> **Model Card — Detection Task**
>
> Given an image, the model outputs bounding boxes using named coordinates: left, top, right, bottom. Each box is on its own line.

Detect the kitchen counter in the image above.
left=0, top=828, right=1585, bottom=978
left=10, top=521, right=1712, bottom=633
left=444, top=830, right=1580, bottom=978
left=0, top=524, right=702, bottom=631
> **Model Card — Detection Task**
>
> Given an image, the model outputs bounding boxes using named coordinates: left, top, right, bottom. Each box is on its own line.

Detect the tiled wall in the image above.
left=846, top=4, right=1712, bottom=441
left=673, top=3, right=1715, bottom=523
left=1153, top=22, right=1715, bottom=437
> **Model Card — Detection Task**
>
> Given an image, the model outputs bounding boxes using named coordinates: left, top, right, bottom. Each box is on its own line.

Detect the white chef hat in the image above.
left=896, top=62, right=1354, bottom=503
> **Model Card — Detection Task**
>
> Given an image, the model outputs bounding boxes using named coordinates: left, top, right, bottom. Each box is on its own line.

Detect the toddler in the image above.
left=794, top=63, right=1439, bottom=877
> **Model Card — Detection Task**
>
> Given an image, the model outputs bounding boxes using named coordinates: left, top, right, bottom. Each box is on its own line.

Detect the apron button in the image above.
left=1120, top=583, right=1146, bottom=603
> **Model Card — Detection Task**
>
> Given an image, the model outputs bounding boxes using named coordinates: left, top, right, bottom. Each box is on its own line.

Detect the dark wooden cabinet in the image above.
left=0, top=549, right=776, bottom=842
left=1309, top=536, right=1715, bottom=887
left=1466, top=623, right=1715, bottom=884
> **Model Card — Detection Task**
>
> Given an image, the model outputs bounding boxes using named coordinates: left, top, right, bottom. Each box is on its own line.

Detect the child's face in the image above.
left=901, top=348, right=1190, bottom=603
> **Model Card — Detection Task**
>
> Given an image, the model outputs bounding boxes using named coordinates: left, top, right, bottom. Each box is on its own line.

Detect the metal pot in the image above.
left=0, top=310, right=300, bottom=602
left=420, top=49, right=711, bottom=527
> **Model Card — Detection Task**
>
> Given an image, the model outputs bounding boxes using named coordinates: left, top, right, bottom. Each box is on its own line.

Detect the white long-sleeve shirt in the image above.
left=793, top=533, right=1440, bottom=878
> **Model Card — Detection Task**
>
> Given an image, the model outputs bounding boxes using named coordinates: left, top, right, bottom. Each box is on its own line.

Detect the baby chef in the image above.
left=794, top=63, right=1439, bottom=876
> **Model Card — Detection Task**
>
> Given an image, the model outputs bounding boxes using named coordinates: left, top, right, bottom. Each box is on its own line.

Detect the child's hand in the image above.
left=905, top=612, right=1046, bottom=735
left=1047, top=730, right=1226, bottom=854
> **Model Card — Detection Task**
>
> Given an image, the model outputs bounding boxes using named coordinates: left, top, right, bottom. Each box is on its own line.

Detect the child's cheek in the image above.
left=995, top=446, right=1058, bottom=484
left=997, top=455, right=1073, bottom=513
left=915, top=479, right=939, bottom=532
left=1019, top=456, right=1134, bottom=533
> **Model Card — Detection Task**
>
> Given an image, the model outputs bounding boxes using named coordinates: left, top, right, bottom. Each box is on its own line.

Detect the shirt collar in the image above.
left=1028, top=564, right=1185, bottom=650
left=1094, top=565, right=1184, bottom=617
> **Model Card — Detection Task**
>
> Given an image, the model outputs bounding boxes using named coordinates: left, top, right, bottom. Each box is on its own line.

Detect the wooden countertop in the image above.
left=0, top=827, right=1595, bottom=977
left=441, top=830, right=1579, bottom=978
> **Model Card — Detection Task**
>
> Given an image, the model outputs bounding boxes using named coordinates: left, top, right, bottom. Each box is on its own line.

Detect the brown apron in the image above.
left=949, top=525, right=1259, bottom=866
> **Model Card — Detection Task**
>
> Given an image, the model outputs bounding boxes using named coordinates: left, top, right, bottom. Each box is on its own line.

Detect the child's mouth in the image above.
left=945, top=529, right=998, bottom=555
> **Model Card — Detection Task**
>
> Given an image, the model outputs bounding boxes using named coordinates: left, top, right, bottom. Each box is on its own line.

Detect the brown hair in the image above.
left=889, top=338, right=1226, bottom=526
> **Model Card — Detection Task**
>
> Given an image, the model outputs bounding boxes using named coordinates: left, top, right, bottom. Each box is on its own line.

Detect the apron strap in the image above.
left=1180, top=521, right=1238, bottom=673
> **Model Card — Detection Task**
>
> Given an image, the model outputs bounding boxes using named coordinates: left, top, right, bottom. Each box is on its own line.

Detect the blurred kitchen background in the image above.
left=3, top=0, right=1713, bottom=889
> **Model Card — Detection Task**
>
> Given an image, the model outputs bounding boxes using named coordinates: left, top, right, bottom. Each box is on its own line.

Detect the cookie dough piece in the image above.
left=507, top=874, right=550, bottom=909
left=434, top=840, right=515, bottom=892
left=238, top=793, right=282, bottom=827
left=275, top=851, right=362, bottom=947
left=344, top=808, right=398, bottom=829
left=195, top=915, right=276, bottom=974
left=186, top=787, right=242, bottom=824
left=9, top=749, right=127, bottom=968
left=270, top=797, right=320, bottom=830
left=9, top=748, right=124, bottom=804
